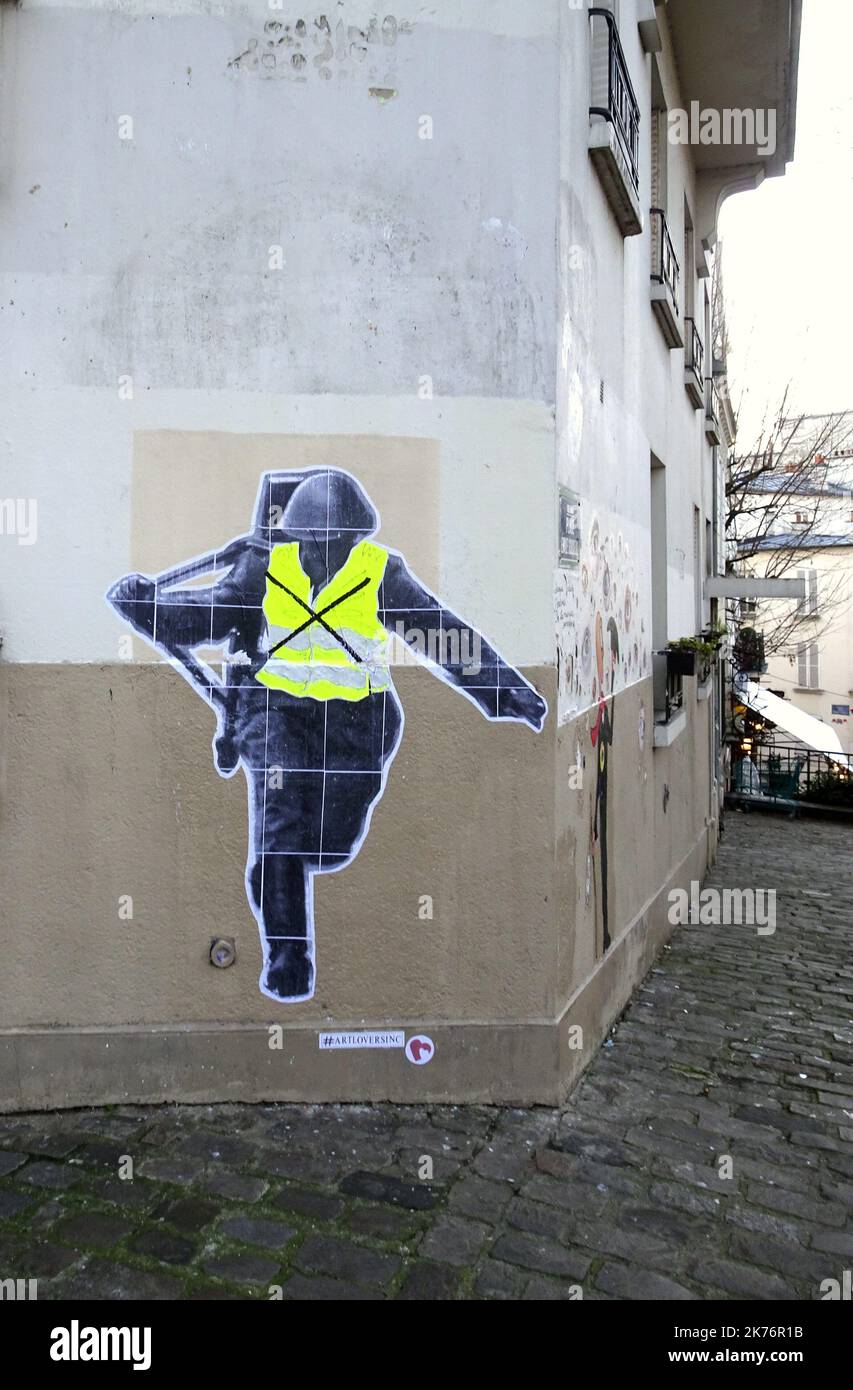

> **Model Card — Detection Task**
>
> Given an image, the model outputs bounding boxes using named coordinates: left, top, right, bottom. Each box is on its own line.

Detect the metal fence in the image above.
left=728, top=740, right=853, bottom=808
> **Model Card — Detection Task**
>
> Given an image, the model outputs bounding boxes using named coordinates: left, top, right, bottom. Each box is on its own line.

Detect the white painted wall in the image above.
left=554, top=0, right=719, bottom=722
left=0, top=0, right=727, bottom=709
left=0, top=1, right=560, bottom=667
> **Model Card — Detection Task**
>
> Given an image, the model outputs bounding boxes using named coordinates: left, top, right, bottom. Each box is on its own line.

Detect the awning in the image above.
left=735, top=678, right=848, bottom=767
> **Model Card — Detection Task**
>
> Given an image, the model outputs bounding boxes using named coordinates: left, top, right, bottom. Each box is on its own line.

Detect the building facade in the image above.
left=0, top=0, right=800, bottom=1108
left=729, top=413, right=853, bottom=756
left=742, top=531, right=853, bottom=755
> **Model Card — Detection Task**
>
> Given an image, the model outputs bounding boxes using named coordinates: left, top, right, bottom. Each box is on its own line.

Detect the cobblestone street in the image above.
left=1, top=813, right=851, bottom=1301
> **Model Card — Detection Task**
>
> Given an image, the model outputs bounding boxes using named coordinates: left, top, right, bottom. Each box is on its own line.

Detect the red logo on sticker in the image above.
left=405, top=1035, right=435, bottom=1065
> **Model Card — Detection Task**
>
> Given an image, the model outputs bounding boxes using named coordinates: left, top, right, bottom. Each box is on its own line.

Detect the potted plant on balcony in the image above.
left=700, top=619, right=728, bottom=654
left=665, top=635, right=717, bottom=679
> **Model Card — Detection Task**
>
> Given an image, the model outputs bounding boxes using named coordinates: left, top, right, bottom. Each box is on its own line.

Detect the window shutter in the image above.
left=808, top=569, right=818, bottom=615
left=797, top=642, right=808, bottom=686
left=809, top=643, right=820, bottom=688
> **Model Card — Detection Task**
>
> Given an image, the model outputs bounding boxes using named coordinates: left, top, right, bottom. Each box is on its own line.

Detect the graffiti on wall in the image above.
left=555, top=506, right=650, bottom=958
left=229, top=12, right=413, bottom=89
left=107, top=468, right=547, bottom=1004
left=555, top=508, right=649, bottom=727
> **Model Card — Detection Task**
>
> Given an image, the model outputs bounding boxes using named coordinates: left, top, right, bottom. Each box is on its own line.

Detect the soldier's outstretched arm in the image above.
left=107, top=540, right=262, bottom=654
left=380, top=552, right=547, bottom=731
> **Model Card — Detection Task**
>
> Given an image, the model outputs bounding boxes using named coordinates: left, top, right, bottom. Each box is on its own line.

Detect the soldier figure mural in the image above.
left=108, top=468, right=547, bottom=1003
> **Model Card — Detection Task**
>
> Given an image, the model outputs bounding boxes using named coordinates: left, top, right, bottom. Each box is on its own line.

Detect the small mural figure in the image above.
left=108, top=468, right=547, bottom=1003
left=590, top=614, right=619, bottom=955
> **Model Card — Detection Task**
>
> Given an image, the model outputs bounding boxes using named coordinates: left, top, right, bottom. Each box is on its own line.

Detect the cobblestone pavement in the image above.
left=1, top=813, right=851, bottom=1301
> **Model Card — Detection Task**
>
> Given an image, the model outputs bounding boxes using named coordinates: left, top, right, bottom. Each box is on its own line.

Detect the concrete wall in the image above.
left=0, top=0, right=721, bottom=1108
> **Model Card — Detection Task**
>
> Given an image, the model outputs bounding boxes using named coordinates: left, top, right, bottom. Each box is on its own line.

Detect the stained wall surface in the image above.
left=0, top=0, right=719, bottom=1106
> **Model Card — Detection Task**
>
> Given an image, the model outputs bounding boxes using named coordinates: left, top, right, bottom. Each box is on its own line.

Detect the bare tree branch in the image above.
left=724, top=397, right=853, bottom=658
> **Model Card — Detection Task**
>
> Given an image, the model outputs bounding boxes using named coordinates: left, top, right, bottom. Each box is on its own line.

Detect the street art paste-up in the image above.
left=556, top=509, right=648, bottom=957
left=590, top=614, right=619, bottom=957
left=107, top=468, right=547, bottom=1004
left=555, top=509, right=649, bottom=726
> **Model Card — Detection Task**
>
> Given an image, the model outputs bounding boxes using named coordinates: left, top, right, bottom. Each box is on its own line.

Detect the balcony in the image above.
left=650, top=208, right=683, bottom=347
left=588, top=8, right=642, bottom=237
left=683, top=317, right=704, bottom=409
left=705, top=377, right=722, bottom=444
left=666, top=0, right=800, bottom=181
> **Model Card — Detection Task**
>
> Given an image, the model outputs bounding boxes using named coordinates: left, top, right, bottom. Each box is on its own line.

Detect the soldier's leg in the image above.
left=252, top=768, right=321, bottom=1001
left=240, top=693, right=319, bottom=1001
left=252, top=855, right=315, bottom=1001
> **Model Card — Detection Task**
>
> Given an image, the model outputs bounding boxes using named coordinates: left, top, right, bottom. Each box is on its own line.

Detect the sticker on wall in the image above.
left=319, top=1031, right=404, bottom=1051
left=107, top=467, right=547, bottom=1005
left=558, top=486, right=581, bottom=568
left=405, top=1035, right=435, bottom=1065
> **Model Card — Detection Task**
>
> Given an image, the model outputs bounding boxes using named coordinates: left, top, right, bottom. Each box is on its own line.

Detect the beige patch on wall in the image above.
left=130, top=431, right=440, bottom=660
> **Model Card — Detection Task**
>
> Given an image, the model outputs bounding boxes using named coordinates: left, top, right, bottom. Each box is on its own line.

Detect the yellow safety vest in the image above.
left=256, top=540, right=391, bottom=702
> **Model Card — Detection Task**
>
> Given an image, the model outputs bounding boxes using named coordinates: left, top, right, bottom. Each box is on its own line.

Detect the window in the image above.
left=793, top=511, right=809, bottom=526
left=650, top=456, right=680, bottom=727
left=683, top=200, right=695, bottom=322
left=693, top=507, right=702, bottom=630
left=705, top=516, right=713, bottom=584
left=797, top=642, right=820, bottom=689
left=739, top=597, right=757, bottom=620
left=650, top=456, right=667, bottom=650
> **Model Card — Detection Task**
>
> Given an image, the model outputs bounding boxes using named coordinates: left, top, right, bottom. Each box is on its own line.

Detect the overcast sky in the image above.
left=719, top=0, right=853, bottom=443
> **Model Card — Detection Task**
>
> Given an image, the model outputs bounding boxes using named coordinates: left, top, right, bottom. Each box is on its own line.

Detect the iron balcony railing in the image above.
left=650, top=207, right=680, bottom=315
left=727, top=741, right=853, bottom=807
left=684, top=315, right=704, bottom=387
left=589, top=8, right=640, bottom=194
